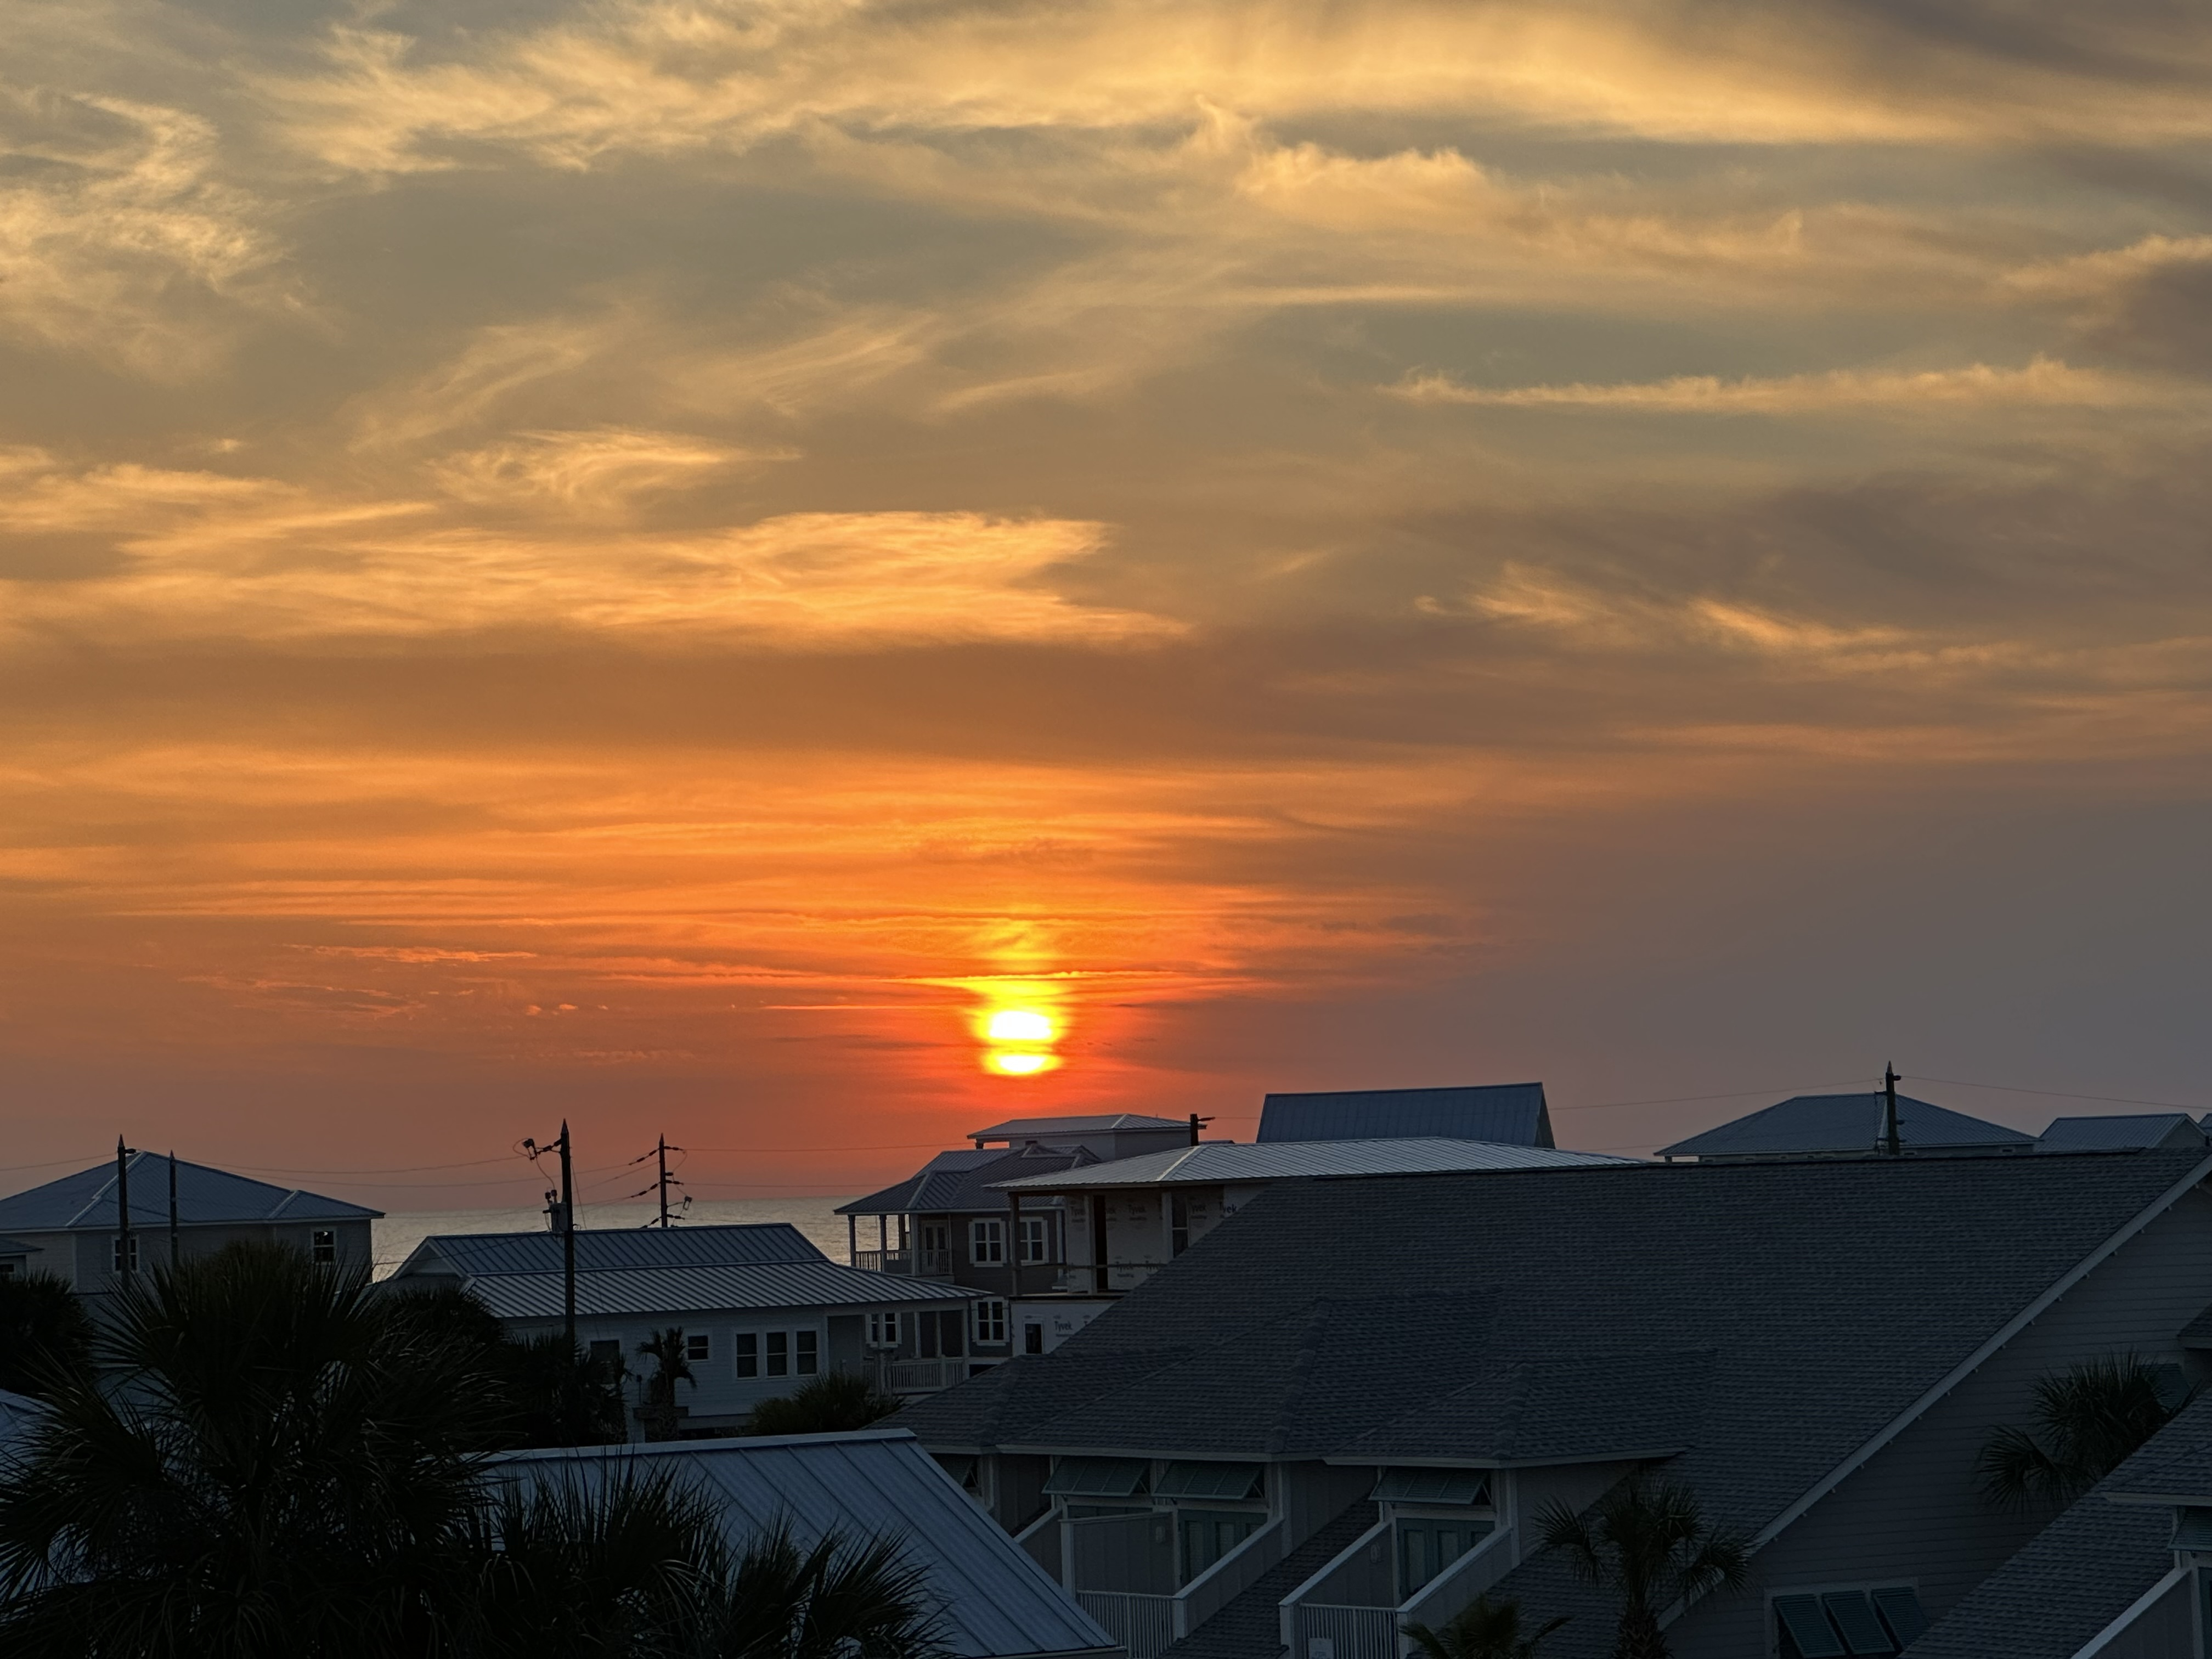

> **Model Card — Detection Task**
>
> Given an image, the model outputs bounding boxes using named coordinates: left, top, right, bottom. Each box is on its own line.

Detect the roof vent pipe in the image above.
left=1880, top=1063, right=1902, bottom=1157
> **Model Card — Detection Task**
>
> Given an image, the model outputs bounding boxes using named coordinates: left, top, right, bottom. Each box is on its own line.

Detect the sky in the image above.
left=3, top=0, right=2210, bottom=1210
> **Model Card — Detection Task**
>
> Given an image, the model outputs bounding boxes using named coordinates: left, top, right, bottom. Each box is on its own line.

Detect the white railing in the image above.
left=1172, top=1517, right=1286, bottom=1638
left=1293, top=1605, right=1400, bottom=1659
left=852, top=1249, right=911, bottom=1274
left=1077, top=1591, right=1178, bottom=1659
left=883, top=1357, right=966, bottom=1393
left=1396, top=1526, right=1518, bottom=1638
left=1278, top=1514, right=1393, bottom=1655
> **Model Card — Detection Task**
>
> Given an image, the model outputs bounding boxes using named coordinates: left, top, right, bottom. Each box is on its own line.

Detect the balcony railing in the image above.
left=1076, top=1592, right=1177, bottom=1659
left=1293, top=1605, right=1400, bottom=1659
left=851, top=1248, right=951, bottom=1278
left=1279, top=1523, right=1519, bottom=1659
left=882, top=1356, right=969, bottom=1393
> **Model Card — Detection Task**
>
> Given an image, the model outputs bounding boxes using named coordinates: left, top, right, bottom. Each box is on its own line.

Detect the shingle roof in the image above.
left=989, top=1137, right=1628, bottom=1193
left=2038, top=1113, right=2208, bottom=1153
left=1257, top=1084, right=1552, bottom=1147
left=0, top=1153, right=381, bottom=1231
left=1333, top=1349, right=1714, bottom=1464
left=839, top=1147, right=1091, bottom=1216
left=496, top=1430, right=1115, bottom=1659
left=395, top=1223, right=826, bottom=1279
left=1905, top=1393, right=2212, bottom=1659
left=898, top=1153, right=2208, bottom=1534
left=1654, top=1093, right=2033, bottom=1159
left=401, top=1260, right=982, bottom=1322
left=969, top=1115, right=1190, bottom=1141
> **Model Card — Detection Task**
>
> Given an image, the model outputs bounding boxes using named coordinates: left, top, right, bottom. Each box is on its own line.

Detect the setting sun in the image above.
left=988, top=1052, right=1059, bottom=1076
left=986, top=1010, right=1055, bottom=1043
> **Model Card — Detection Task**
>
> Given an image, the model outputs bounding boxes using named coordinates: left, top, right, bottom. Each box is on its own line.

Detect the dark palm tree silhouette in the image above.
left=748, top=1372, right=902, bottom=1436
left=1404, top=1593, right=1568, bottom=1659
left=0, top=1274, right=92, bottom=1398
left=0, top=1241, right=499, bottom=1656
left=637, top=1328, right=697, bottom=1442
left=1979, top=1355, right=2189, bottom=1509
left=0, top=1244, right=953, bottom=1659
left=1537, top=1471, right=1748, bottom=1659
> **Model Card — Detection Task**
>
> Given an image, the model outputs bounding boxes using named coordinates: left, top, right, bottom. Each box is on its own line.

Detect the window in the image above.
left=312, top=1228, right=336, bottom=1265
left=736, top=1333, right=759, bottom=1378
left=866, top=1312, right=901, bottom=1348
left=1396, top=1517, right=1491, bottom=1599
left=1018, top=1215, right=1051, bottom=1263
left=685, top=1333, right=712, bottom=1364
left=1170, top=1193, right=1191, bottom=1256
left=1181, top=1511, right=1265, bottom=1582
left=970, top=1218, right=1005, bottom=1265
left=587, top=1339, right=622, bottom=1372
left=797, top=1330, right=819, bottom=1374
left=1024, top=1322, right=1045, bottom=1355
left=112, top=1234, right=138, bottom=1274
left=768, top=1330, right=789, bottom=1376
left=974, top=1299, right=1009, bottom=1345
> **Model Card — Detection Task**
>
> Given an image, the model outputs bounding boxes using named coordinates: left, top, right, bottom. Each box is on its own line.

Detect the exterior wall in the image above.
left=1668, top=1183, right=2212, bottom=1657
left=1284, top=1460, right=1381, bottom=1547
left=509, top=1305, right=838, bottom=1434
left=1102, top=1192, right=1168, bottom=1290
left=27, top=1218, right=375, bottom=1295
left=1013, top=1297, right=1114, bottom=1355
left=1511, top=1462, right=1634, bottom=1537
left=2099, top=1571, right=2193, bottom=1659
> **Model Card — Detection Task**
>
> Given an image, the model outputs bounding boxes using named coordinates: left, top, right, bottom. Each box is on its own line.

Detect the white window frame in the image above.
left=767, top=1330, right=789, bottom=1377
left=312, top=1228, right=336, bottom=1265
left=797, top=1330, right=819, bottom=1374
left=866, top=1312, right=901, bottom=1348
left=1018, top=1214, right=1051, bottom=1263
left=112, top=1234, right=138, bottom=1274
left=685, top=1332, right=713, bottom=1364
left=970, top=1218, right=1006, bottom=1265
left=974, top=1298, right=1009, bottom=1345
left=735, top=1333, right=759, bottom=1378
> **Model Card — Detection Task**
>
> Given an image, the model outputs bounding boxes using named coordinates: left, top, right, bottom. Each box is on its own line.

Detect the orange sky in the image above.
left=4, top=0, right=2210, bottom=1209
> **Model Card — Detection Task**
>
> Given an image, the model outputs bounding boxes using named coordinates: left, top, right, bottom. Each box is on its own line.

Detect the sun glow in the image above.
left=975, top=1001, right=1063, bottom=1077
left=989, top=1051, right=1059, bottom=1076
left=986, top=1009, right=1054, bottom=1042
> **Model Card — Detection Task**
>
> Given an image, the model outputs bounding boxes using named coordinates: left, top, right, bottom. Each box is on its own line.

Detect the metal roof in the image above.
left=494, top=1430, right=1115, bottom=1659
left=1654, top=1092, right=2034, bottom=1159
left=989, top=1137, right=1629, bottom=1193
left=0, top=1235, right=40, bottom=1256
left=839, top=1146, right=1090, bottom=1217
left=431, top=1260, right=983, bottom=1322
left=0, top=1387, right=42, bottom=1459
left=0, top=1152, right=381, bottom=1232
left=394, top=1223, right=826, bottom=1279
left=1256, top=1084, right=1553, bottom=1147
left=2038, top=1113, right=2208, bottom=1153
left=969, top=1114, right=1189, bottom=1141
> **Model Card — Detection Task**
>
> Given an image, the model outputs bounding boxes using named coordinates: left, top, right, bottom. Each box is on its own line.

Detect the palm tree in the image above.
left=1537, top=1471, right=1748, bottom=1659
left=1405, top=1593, right=1568, bottom=1659
left=0, top=1275, right=92, bottom=1398
left=0, top=1240, right=500, bottom=1657
left=1979, top=1355, right=2188, bottom=1509
left=695, top=1520, right=947, bottom=1659
left=747, top=1372, right=902, bottom=1437
left=638, top=1328, right=697, bottom=1442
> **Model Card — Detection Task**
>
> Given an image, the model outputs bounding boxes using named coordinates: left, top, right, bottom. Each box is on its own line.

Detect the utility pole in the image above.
left=115, top=1137, right=136, bottom=1279
left=168, top=1152, right=180, bottom=1267
left=1881, top=1063, right=1902, bottom=1157
left=656, top=1135, right=676, bottom=1228
left=558, top=1121, right=577, bottom=1351
left=1187, top=1113, right=1213, bottom=1147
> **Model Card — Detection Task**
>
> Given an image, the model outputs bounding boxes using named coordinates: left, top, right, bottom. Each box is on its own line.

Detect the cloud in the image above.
left=0, top=85, right=293, bottom=377
left=1389, top=357, right=2192, bottom=414
left=432, top=428, right=785, bottom=511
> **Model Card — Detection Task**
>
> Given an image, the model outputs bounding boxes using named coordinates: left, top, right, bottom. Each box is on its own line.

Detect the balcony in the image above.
left=1065, top=1509, right=1288, bottom=1659
left=1279, top=1520, right=1518, bottom=1659
left=851, top=1248, right=951, bottom=1278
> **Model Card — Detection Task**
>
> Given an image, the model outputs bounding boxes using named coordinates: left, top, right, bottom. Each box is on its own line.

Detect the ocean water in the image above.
left=372, top=1195, right=861, bottom=1278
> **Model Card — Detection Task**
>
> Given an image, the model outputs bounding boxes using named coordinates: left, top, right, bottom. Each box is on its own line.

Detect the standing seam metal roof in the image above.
left=0, top=1153, right=381, bottom=1231
left=969, top=1115, right=1190, bottom=1139
left=494, top=1430, right=1115, bottom=1659
left=1256, top=1084, right=1551, bottom=1147
left=450, top=1260, right=984, bottom=1321
left=2037, top=1114, right=2209, bottom=1153
left=988, top=1137, right=1628, bottom=1192
left=1654, top=1093, right=2033, bottom=1159
left=839, top=1148, right=1090, bottom=1216
left=399, top=1224, right=826, bottom=1278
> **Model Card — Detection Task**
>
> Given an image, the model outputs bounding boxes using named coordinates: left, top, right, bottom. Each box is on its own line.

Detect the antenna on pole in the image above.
left=115, top=1137, right=136, bottom=1280
left=1881, top=1063, right=1902, bottom=1158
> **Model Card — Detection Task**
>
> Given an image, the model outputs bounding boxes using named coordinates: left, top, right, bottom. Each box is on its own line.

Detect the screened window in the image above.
left=735, top=1333, right=759, bottom=1378
left=797, top=1330, right=819, bottom=1374
left=970, top=1219, right=1006, bottom=1265
left=112, top=1234, right=138, bottom=1274
left=311, top=1228, right=336, bottom=1265
left=1018, top=1215, right=1051, bottom=1263
left=974, top=1299, right=1009, bottom=1345
left=866, top=1312, right=901, bottom=1348
left=1170, top=1193, right=1190, bottom=1256
left=768, top=1331, right=789, bottom=1376
left=1024, top=1322, right=1045, bottom=1355
left=685, top=1333, right=712, bottom=1364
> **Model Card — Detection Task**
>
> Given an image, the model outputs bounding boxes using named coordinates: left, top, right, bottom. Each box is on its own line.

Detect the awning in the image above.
left=1154, top=1462, right=1263, bottom=1501
left=1869, top=1588, right=1927, bottom=1650
left=1371, top=1468, right=1490, bottom=1506
left=1044, top=1457, right=1149, bottom=1498
left=934, top=1454, right=978, bottom=1488
left=2173, top=1507, right=2212, bottom=1550
left=1819, top=1592, right=1895, bottom=1657
left=1773, top=1596, right=1846, bottom=1659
